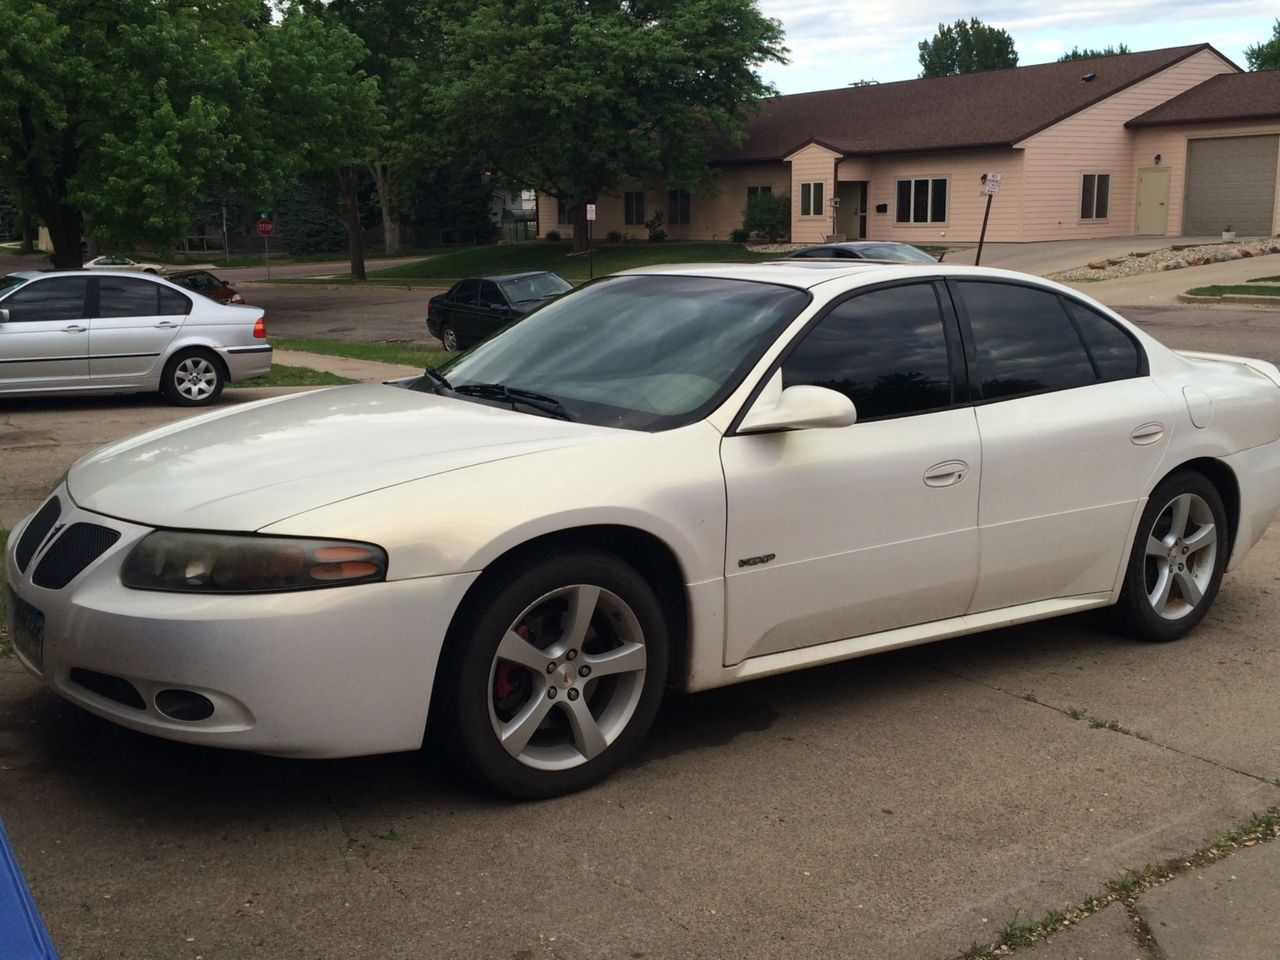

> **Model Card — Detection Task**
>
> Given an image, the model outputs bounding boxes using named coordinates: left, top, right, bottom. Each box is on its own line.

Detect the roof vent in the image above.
left=1081, top=72, right=1097, bottom=83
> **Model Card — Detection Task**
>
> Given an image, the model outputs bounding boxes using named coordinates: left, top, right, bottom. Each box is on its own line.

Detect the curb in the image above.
left=1177, top=292, right=1280, bottom=306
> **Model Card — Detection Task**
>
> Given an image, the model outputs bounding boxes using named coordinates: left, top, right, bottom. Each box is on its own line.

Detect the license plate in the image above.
left=5, top=586, right=44, bottom=672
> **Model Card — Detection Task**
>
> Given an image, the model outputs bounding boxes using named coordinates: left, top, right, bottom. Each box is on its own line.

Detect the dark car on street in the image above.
left=427, top=271, right=573, bottom=351
left=167, top=269, right=246, bottom=305
left=786, top=241, right=938, bottom=263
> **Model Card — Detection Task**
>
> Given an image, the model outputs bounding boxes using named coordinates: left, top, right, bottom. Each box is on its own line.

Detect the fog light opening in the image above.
left=154, top=689, right=215, bottom=722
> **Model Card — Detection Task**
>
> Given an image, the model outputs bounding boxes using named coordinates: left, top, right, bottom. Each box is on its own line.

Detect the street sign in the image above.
left=256, top=218, right=275, bottom=238
left=586, top=204, right=597, bottom=222
left=981, top=173, right=1002, bottom=196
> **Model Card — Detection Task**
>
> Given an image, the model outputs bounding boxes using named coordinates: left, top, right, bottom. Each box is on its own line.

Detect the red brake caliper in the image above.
left=494, top=624, right=532, bottom=701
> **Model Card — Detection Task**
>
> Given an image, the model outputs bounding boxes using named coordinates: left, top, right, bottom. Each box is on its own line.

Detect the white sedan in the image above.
left=83, top=255, right=166, bottom=274
left=6, top=263, right=1280, bottom=798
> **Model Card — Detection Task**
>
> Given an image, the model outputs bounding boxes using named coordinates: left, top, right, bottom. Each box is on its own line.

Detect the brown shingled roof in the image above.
left=1126, top=71, right=1280, bottom=127
left=721, top=44, right=1233, bottom=162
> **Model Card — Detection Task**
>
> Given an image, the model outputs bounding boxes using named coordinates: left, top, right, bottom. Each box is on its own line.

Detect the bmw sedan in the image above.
left=0, top=270, right=271, bottom=405
left=6, top=262, right=1280, bottom=799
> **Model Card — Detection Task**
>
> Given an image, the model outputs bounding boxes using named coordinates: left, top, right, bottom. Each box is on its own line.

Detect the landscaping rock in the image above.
left=1162, top=259, right=1188, bottom=271
left=1052, top=240, right=1280, bottom=282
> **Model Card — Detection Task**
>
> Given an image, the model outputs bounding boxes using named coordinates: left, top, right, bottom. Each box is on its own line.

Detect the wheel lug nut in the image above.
left=567, top=688, right=580, bottom=701
left=546, top=662, right=556, bottom=674
left=566, top=649, right=578, bottom=661
left=1182, top=547, right=1188, bottom=554
left=547, top=687, right=557, bottom=699
left=578, top=665, right=591, bottom=678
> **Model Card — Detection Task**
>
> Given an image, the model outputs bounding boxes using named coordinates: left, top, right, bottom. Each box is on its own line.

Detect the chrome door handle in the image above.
left=155, top=321, right=179, bottom=329
left=1131, top=423, right=1165, bottom=446
left=62, top=325, right=86, bottom=333
left=923, top=460, right=969, bottom=487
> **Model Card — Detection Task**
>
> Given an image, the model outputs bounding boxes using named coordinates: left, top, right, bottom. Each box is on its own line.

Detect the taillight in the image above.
left=253, top=316, right=267, bottom=339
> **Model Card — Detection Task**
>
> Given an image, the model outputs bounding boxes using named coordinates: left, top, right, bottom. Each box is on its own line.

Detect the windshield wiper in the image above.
left=452, top=382, right=573, bottom=421
left=422, top=366, right=453, bottom=392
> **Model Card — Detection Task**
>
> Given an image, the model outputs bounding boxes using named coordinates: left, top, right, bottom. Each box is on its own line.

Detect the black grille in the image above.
left=15, top=496, right=61, bottom=573
left=69, top=668, right=146, bottom=710
left=32, top=523, right=121, bottom=589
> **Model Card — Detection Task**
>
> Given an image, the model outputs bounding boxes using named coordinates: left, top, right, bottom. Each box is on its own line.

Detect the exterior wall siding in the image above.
left=864, top=149, right=1026, bottom=244
left=1133, top=121, right=1280, bottom=236
left=787, top=144, right=841, bottom=243
left=1016, top=48, right=1235, bottom=240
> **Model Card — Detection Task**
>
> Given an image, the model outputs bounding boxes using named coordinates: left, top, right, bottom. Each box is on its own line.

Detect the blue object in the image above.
left=0, top=818, right=58, bottom=959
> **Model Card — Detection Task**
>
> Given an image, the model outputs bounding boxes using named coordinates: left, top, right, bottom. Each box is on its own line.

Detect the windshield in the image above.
left=499, top=273, right=573, bottom=303
left=419, top=274, right=810, bottom=431
left=0, top=275, right=29, bottom=297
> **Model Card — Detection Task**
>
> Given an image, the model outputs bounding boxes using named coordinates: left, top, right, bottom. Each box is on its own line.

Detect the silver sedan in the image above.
left=0, top=270, right=271, bottom=405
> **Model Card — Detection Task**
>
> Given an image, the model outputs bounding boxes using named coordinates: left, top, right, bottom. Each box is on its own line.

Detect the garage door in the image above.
left=1183, top=135, right=1278, bottom=236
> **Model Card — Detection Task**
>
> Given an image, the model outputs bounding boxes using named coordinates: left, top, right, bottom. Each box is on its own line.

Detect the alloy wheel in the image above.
left=1143, top=492, right=1218, bottom=620
left=173, top=356, right=219, bottom=402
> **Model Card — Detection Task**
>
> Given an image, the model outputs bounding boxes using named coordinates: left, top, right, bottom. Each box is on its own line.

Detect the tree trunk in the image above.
left=369, top=161, right=399, bottom=254
left=44, top=202, right=85, bottom=269
left=20, top=208, right=36, bottom=255
left=338, top=165, right=366, bottom=281
left=573, top=203, right=591, bottom=254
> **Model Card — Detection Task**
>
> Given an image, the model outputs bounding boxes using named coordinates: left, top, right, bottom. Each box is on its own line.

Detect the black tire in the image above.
left=161, top=349, right=226, bottom=406
left=436, top=548, right=669, bottom=799
left=1111, top=470, right=1228, bottom=642
left=440, top=324, right=459, bottom=352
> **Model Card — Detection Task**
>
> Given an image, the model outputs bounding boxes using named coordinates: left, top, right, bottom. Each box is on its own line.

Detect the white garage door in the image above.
left=1183, top=135, right=1278, bottom=236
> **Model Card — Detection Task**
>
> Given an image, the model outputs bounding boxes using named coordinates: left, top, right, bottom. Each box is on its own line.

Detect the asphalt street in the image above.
left=2, top=252, right=1280, bottom=959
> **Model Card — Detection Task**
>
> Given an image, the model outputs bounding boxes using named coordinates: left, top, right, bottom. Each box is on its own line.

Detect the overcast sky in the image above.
left=755, top=1, right=1277, bottom=94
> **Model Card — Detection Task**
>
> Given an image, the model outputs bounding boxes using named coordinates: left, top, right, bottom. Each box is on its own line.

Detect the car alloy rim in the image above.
left=175, top=357, right=218, bottom=400
left=1143, top=492, right=1218, bottom=620
left=443, top=328, right=457, bottom=351
left=487, top=584, right=647, bottom=771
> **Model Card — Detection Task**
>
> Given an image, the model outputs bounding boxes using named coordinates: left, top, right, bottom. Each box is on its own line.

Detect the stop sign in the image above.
left=256, top=218, right=275, bottom=238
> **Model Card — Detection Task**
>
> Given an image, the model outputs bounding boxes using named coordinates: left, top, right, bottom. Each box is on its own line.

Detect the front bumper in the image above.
left=4, top=488, right=478, bottom=758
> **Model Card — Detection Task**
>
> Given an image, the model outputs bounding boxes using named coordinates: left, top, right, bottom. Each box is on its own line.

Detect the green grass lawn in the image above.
left=229, top=363, right=356, bottom=388
left=1186, top=284, right=1280, bottom=299
left=271, top=337, right=450, bottom=370
left=368, top=241, right=780, bottom=284
left=1248, top=275, right=1280, bottom=283
left=0, top=529, right=10, bottom=658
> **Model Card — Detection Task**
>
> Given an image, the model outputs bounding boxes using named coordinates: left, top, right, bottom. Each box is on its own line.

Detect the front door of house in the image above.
left=835, top=182, right=867, bottom=239
left=1136, top=167, right=1171, bottom=235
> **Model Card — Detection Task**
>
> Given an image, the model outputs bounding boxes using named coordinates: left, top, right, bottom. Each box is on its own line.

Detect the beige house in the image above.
left=537, top=44, right=1280, bottom=245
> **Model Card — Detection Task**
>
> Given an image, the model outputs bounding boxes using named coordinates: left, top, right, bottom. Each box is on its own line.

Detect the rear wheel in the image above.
left=438, top=549, right=668, bottom=799
left=440, top=324, right=459, bottom=352
left=161, top=349, right=225, bottom=406
left=1112, top=471, right=1228, bottom=642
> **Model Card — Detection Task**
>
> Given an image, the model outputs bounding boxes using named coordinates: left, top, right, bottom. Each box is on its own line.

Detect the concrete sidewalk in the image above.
left=1069, top=255, right=1280, bottom=309
left=271, top=348, right=424, bottom=382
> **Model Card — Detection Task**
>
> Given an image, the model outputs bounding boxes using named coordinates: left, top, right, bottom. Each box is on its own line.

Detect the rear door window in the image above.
left=98, top=276, right=163, bottom=317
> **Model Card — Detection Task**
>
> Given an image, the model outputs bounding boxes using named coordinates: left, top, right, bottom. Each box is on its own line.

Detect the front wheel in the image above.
left=1111, top=471, right=1228, bottom=642
left=161, top=349, right=226, bottom=406
left=438, top=550, right=669, bottom=799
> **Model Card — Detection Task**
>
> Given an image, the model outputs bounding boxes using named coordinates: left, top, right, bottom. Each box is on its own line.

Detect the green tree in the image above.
left=423, top=0, right=787, bottom=252
left=918, top=18, right=1018, bottom=78
left=1057, top=44, right=1131, bottom=61
left=0, top=0, right=266, bottom=267
left=1245, top=19, right=1280, bottom=71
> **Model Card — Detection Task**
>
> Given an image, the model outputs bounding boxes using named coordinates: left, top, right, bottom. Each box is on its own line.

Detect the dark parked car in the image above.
left=427, top=271, right=573, bottom=351
left=786, top=241, right=938, bottom=263
left=167, top=270, right=245, bottom=304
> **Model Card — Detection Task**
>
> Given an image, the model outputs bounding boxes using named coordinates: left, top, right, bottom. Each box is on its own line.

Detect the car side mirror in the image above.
left=738, top=371, right=858, bottom=433
left=489, top=303, right=507, bottom=313
left=220, top=279, right=230, bottom=287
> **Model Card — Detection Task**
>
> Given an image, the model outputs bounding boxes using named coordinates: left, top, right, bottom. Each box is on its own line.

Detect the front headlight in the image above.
left=121, top=531, right=388, bottom=593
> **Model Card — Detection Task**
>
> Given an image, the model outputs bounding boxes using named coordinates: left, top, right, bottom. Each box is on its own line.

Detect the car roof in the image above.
left=2, top=269, right=190, bottom=287
left=615, top=261, right=1070, bottom=292
left=462, top=271, right=562, bottom=283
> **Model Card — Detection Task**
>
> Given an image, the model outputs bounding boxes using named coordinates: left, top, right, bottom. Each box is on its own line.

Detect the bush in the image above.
left=743, top=193, right=790, bottom=242
left=730, top=227, right=750, bottom=244
left=606, top=230, right=622, bottom=243
left=545, top=229, right=561, bottom=242
left=644, top=210, right=666, bottom=243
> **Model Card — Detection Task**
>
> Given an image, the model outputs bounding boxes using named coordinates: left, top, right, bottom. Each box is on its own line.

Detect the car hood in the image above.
left=68, top=384, right=615, bottom=531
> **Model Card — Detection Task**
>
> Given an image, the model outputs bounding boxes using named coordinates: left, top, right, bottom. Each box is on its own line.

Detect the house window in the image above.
left=624, top=191, right=646, bottom=226
left=800, top=181, right=824, bottom=217
left=668, top=189, right=691, bottom=225
left=1081, top=173, right=1110, bottom=219
left=747, top=185, right=772, bottom=202
left=895, top=178, right=947, bottom=224
left=557, top=200, right=576, bottom=226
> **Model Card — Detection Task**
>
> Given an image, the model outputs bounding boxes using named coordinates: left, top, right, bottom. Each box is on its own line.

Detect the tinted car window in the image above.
left=453, top=280, right=479, bottom=306
left=160, top=287, right=192, bottom=316
left=957, top=281, right=1095, bottom=400
left=790, top=248, right=830, bottom=259
left=478, top=281, right=505, bottom=309
left=99, top=276, right=163, bottom=317
left=782, top=283, right=953, bottom=420
left=1, top=277, right=89, bottom=322
left=1064, top=300, right=1141, bottom=381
